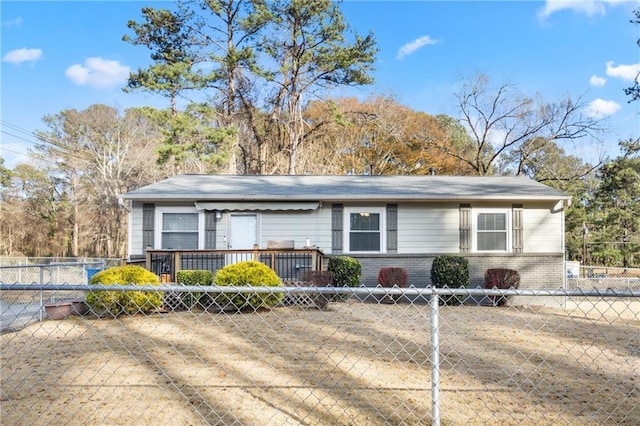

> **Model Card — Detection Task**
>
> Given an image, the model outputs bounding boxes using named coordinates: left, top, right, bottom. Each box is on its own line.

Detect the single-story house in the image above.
left=120, top=174, right=571, bottom=304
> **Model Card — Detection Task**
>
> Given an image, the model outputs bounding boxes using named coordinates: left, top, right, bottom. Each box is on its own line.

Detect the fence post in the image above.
left=39, top=266, right=44, bottom=321
left=430, top=290, right=441, bottom=426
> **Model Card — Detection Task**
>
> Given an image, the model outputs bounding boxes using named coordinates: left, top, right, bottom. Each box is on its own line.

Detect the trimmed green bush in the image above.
left=430, top=255, right=469, bottom=305
left=86, top=265, right=162, bottom=316
left=214, top=261, right=283, bottom=310
left=177, top=270, right=214, bottom=286
left=484, top=268, right=520, bottom=307
left=328, top=256, right=362, bottom=288
left=175, top=270, right=214, bottom=309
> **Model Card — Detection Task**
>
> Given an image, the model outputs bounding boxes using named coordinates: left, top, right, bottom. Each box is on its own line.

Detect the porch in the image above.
left=141, top=247, right=326, bottom=283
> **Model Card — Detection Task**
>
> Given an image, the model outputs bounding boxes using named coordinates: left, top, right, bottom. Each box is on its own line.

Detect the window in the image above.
left=475, top=211, right=508, bottom=251
left=156, top=208, right=202, bottom=250
left=162, top=213, right=199, bottom=249
left=345, top=208, right=385, bottom=253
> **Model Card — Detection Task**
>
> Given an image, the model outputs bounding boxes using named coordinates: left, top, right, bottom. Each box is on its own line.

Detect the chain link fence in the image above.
left=1, top=281, right=638, bottom=425
left=0, top=259, right=122, bottom=329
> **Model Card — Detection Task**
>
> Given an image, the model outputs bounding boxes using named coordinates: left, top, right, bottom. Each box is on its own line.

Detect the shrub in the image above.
left=484, top=268, right=520, bottom=307
left=174, top=270, right=214, bottom=309
left=213, top=261, right=283, bottom=310
left=328, top=256, right=362, bottom=288
left=328, top=256, right=362, bottom=301
left=301, top=270, right=334, bottom=309
left=302, top=270, right=334, bottom=286
left=378, top=267, right=408, bottom=288
left=430, top=255, right=469, bottom=305
left=86, top=265, right=162, bottom=316
left=378, top=267, right=408, bottom=303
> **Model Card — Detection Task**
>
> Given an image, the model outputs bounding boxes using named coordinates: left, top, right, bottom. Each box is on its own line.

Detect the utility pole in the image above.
left=582, top=222, right=589, bottom=264
left=623, top=228, right=629, bottom=268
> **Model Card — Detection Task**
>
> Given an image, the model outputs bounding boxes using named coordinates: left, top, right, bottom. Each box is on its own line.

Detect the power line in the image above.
left=1, top=147, right=30, bottom=157
left=1, top=120, right=92, bottom=164
left=0, top=141, right=58, bottom=166
left=0, top=121, right=41, bottom=147
left=1, top=130, right=40, bottom=147
left=1, top=120, right=38, bottom=137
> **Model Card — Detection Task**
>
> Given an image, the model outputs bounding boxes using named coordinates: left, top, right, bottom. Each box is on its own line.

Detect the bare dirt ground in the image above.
left=1, top=299, right=638, bottom=425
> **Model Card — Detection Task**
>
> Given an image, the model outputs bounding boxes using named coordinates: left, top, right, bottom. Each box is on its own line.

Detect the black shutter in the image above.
left=331, top=204, right=344, bottom=253
left=204, top=211, right=217, bottom=249
left=142, top=203, right=155, bottom=250
left=386, top=204, right=398, bottom=253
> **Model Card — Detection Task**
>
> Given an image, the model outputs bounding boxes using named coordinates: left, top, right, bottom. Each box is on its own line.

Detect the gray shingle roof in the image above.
left=120, top=174, right=571, bottom=202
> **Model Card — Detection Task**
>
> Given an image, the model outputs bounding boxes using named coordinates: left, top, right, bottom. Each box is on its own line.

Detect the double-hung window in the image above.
left=474, top=210, right=509, bottom=252
left=345, top=207, right=385, bottom=253
left=157, top=208, right=201, bottom=250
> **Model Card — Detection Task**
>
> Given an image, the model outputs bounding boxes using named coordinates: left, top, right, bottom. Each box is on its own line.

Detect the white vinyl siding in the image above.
left=397, top=204, right=459, bottom=253
left=260, top=210, right=329, bottom=250
left=126, top=200, right=565, bottom=258
left=129, top=201, right=144, bottom=257
left=523, top=204, right=564, bottom=253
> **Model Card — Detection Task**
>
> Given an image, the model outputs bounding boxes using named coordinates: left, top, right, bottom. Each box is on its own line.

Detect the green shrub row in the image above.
left=86, top=257, right=519, bottom=315
left=87, top=262, right=283, bottom=316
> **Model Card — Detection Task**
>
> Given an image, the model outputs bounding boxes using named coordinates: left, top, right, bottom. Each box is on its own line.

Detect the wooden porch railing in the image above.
left=143, top=248, right=326, bottom=283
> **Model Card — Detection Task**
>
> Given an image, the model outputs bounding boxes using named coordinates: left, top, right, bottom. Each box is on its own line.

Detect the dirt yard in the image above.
left=1, top=300, right=638, bottom=425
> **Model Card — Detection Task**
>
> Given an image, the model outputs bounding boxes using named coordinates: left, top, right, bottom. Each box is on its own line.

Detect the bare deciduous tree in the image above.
left=439, top=74, right=603, bottom=176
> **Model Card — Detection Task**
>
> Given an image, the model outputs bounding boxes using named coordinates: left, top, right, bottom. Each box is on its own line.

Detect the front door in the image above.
left=228, top=214, right=258, bottom=258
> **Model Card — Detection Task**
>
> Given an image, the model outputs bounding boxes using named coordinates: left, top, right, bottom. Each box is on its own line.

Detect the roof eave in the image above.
left=119, top=194, right=571, bottom=203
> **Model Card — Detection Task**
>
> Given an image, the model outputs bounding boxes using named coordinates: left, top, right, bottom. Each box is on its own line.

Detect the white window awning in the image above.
left=194, top=201, right=320, bottom=212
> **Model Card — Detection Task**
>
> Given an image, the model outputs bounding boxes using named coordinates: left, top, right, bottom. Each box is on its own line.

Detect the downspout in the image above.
left=118, top=198, right=132, bottom=261
left=561, top=198, right=571, bottom=308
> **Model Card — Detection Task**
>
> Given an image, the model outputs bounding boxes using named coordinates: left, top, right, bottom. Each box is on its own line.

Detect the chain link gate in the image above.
left=1, top=283, right=639, bottom=425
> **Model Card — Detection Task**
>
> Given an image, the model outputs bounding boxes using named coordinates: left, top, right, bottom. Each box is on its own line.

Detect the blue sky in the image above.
left=1, top=0, right=639, bottom=170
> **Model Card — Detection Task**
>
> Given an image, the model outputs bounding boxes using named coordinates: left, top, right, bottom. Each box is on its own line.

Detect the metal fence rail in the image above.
left=1, top=284, right=638, bottom=425
left=0, top=259, right=122, bottom=286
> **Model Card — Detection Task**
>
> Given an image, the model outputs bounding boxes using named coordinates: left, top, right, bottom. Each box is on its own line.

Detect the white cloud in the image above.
left=397, top=35, right=438, bottom=60
left=2, top=47, right=42, bottom=65
left=538, top=0, right=631, bottom=19
left=605, top=61, right=640, bottom=81
left=3, top=16, right=23, bottom=27
left=538, top=1, right=606, bottom=19
left=589, top=75, right=607, bottom=87
left=584, top=98, right=621, bottom=118
left=65, top=57, right=130, bottom=88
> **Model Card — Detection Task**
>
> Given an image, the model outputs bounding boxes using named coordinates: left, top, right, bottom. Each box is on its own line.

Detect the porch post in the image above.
left=311, top=249, right=318, bottom=271
left=173, top=252, right=181, bottom=282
